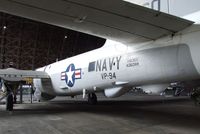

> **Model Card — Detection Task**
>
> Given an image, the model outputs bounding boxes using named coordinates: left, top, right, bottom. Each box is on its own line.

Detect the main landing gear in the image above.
left=88, top=93, right=97, bottom=105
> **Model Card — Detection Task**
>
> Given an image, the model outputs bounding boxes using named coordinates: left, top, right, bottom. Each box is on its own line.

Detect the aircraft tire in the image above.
left=88, top=93, right=97, bottom=105
left=6, top=93, right=13, bottom=111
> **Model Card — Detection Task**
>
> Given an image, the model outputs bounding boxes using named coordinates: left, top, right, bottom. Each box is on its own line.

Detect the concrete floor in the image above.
left=0, top=95, right=200, bottom=134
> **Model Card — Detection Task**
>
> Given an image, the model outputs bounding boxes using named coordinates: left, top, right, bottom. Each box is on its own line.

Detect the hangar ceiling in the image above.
left=0, top=12, right=105, bottom=70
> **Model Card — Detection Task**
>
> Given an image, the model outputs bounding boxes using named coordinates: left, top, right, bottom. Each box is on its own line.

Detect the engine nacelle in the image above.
left=33, top=78, right=56, bottom=101
left=104, top=87, right=130, bottom=98
left=34, top=88, right=56, bottom=101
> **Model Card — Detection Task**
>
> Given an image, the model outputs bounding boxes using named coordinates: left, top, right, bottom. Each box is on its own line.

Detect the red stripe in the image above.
left=75, top=72, right=80, bottom=75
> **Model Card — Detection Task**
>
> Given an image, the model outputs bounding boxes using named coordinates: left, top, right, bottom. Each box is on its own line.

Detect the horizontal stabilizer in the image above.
left=0, top=68, right=49, bottom=81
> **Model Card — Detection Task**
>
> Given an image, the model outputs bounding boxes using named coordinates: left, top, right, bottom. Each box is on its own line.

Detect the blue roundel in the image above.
left=65, top=64, right=75, bottom=87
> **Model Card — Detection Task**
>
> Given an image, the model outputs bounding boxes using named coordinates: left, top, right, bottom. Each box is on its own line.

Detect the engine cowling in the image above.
left=34, top=88, right=56, bottom=101
left=104, top=87, right=130, bottom=98
left=33, top=78, right=56, bottom=101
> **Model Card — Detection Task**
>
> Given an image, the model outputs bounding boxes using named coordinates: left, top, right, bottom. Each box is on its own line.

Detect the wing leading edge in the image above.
left=0, top=0, right=194, bottom=43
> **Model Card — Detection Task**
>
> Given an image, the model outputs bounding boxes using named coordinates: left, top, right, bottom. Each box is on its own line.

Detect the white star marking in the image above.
left=66, top=65, right=74, bottom=84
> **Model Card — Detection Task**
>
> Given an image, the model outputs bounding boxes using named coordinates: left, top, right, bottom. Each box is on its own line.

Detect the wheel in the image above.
left=88, top=93, right=97, bottom=105
left=6, top=93, right=13, bottom=111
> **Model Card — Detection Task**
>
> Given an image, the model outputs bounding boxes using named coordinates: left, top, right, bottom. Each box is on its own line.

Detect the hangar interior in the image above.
left=0, top=12, right=105, bottom=70
left=0, top=1, right=200, bottom=134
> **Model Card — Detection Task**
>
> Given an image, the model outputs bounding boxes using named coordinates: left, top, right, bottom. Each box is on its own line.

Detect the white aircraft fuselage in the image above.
left=34, top=20, right=200, bottom=99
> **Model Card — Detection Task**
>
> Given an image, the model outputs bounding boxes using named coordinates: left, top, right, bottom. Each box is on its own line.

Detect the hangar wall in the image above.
left=0, top=12, right=105, bottom=70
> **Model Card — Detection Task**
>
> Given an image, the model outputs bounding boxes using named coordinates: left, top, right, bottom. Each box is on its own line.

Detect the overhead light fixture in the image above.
left=3, top=26, right=7, bottom=29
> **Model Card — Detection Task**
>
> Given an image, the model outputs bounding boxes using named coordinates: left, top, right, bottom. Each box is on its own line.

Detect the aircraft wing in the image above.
left=0, top=0, right=194, bottom=43
left=0, top=68, right=49, bottom=81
